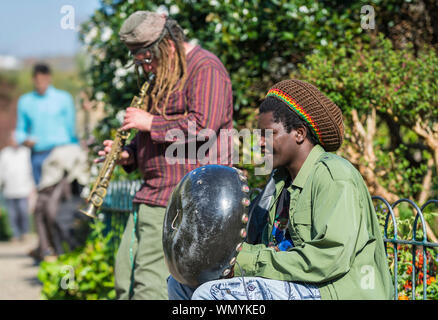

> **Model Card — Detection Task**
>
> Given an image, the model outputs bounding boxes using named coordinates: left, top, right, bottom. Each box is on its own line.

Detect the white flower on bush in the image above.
left=126, top=63, right=135, bottom=73
left=170, top=5, right=179, bottom=15
left=215, top=23, right=222, bottom=33
left=299, top=6, right=309, bottom=13
left=112, top=75, right=125, bottom=90
left=95, top=91, right=105, bottom=101
left=101, top=27, right=113, bottom=42
left=116, top=110, right=126, bottom=125
left=112, top=59, right=123, bottom=69
left=84, top=26, right=98, bottom=45
left=116, top=80, right=125, bottom=90
left=157, top=5, right=169, bottom=15
left=189, top=38, right=199, bottom=46
left=115, top=67, right=128, bottom=78
left=289, top=11, right=298, bottom=19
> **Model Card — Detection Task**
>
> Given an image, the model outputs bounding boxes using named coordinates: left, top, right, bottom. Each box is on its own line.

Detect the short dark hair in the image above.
left=259, top=96, right=319, bottom=146
left=33, top=63, right=51, bottom=77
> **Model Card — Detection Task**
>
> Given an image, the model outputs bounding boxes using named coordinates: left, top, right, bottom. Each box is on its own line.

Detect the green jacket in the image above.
left=235, top=145, right=394, bottom=300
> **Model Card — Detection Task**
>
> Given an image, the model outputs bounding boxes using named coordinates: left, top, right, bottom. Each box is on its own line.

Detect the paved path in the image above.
left=0, top=233, right=42, bottom=300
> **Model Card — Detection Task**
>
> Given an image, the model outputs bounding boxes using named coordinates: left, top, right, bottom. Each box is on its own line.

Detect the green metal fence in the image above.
left=98, top=180, right=438, bottom=300
left=373, top=196, right=438, bottom=300
left=99, top=180, right=142, bottom=255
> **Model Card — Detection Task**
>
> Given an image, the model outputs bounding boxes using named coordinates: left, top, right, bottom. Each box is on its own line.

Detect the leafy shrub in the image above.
left=298, top=34, right=438, bottom=204
left=38, top=220, right=117, bottom=300
left=0, top=206, right=12, bottom=241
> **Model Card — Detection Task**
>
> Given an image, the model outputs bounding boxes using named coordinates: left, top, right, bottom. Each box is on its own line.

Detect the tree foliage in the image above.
left=298, top=35, right=438, bottom=202
left=80, top=0, right=364, bottom=133
left=79, top=0, right=438, bottom=223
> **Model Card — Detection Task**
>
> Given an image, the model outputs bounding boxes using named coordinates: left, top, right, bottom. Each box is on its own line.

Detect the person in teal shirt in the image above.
left=15, top=63, right=78, bottom=185
left=168, top=79, right=394, bottom=300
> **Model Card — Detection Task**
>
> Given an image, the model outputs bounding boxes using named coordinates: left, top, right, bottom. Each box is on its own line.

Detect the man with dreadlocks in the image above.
left=98, top=11, right=233, bottom=299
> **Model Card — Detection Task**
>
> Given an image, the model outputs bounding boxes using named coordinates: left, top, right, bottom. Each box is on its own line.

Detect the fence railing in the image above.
left=372, top=196, right=438, bottom=300
left=98, top=180, right=438, bottom=300
left=98, top=180, right=142, bottom=254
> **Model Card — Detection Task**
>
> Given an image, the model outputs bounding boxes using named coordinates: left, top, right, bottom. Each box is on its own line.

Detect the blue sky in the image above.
left=0, top=0, right=101, bottom=58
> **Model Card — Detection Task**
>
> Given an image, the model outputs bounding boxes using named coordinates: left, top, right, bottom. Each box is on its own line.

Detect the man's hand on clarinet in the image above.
left=96, top=140, right=133, bottom=166
left=120, top=107, right=154, bottom=132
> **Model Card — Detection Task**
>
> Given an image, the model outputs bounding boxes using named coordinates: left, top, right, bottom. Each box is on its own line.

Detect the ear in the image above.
left=295, top=126, right=307, bottom=144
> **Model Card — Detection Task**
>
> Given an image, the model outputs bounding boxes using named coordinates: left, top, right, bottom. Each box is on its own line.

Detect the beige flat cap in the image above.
left=119, top=11, right=167, bottom=51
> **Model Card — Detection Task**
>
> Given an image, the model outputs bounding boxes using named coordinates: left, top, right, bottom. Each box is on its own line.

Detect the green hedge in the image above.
left=0, top=206, right=12, bottom=241
left=38, top=220, right=117, bottom=300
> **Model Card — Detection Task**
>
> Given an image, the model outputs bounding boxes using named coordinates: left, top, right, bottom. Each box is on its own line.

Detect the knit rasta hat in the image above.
left=266, top=79, right=344, bottom=152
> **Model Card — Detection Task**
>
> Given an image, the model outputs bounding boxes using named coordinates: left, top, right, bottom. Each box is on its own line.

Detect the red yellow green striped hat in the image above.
left=266, top=79, right=344, bottom=152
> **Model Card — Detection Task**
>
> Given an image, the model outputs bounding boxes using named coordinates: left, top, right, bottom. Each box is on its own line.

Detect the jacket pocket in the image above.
left=292, top=203, right=312, bottom=242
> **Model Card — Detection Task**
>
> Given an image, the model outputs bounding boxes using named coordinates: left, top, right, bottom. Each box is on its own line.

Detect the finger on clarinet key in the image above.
left=94, top=156, right=106, bottom=163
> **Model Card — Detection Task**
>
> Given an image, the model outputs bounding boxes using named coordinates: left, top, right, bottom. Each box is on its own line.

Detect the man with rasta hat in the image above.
left=99, top=11, right=233, bottom=299
left=168, top=79, right=394, bottom=300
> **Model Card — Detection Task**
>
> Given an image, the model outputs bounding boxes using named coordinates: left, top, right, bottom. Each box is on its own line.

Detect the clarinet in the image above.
left=79, top=78, right=152, bottom=218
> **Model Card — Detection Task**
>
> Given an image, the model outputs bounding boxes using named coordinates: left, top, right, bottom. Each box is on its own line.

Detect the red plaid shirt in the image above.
left=124, top=45, right=233, bottom=207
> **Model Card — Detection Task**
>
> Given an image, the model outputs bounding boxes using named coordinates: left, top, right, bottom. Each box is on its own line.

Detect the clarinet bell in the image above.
left=79, top=203, right=98, bottom=219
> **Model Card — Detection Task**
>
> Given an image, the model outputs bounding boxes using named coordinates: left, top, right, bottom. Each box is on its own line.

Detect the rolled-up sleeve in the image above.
left=149, top=66, right=231, bottom=144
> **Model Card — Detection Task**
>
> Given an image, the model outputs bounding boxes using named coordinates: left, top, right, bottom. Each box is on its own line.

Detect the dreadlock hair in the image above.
left=134, top=18, right=188, bottom=120
left=259, top=96, right=319, bottom=146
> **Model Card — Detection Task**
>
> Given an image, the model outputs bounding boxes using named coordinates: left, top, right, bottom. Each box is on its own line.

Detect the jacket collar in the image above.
left=272, top=144, right=325, bottom=189
left=267, top=144, right=325, bottom=216
left=292, top=144, right=325, bottom=188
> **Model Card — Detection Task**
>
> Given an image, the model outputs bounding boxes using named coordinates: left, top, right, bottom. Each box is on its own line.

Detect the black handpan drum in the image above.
left=162, top=165, right=250, bottom=288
